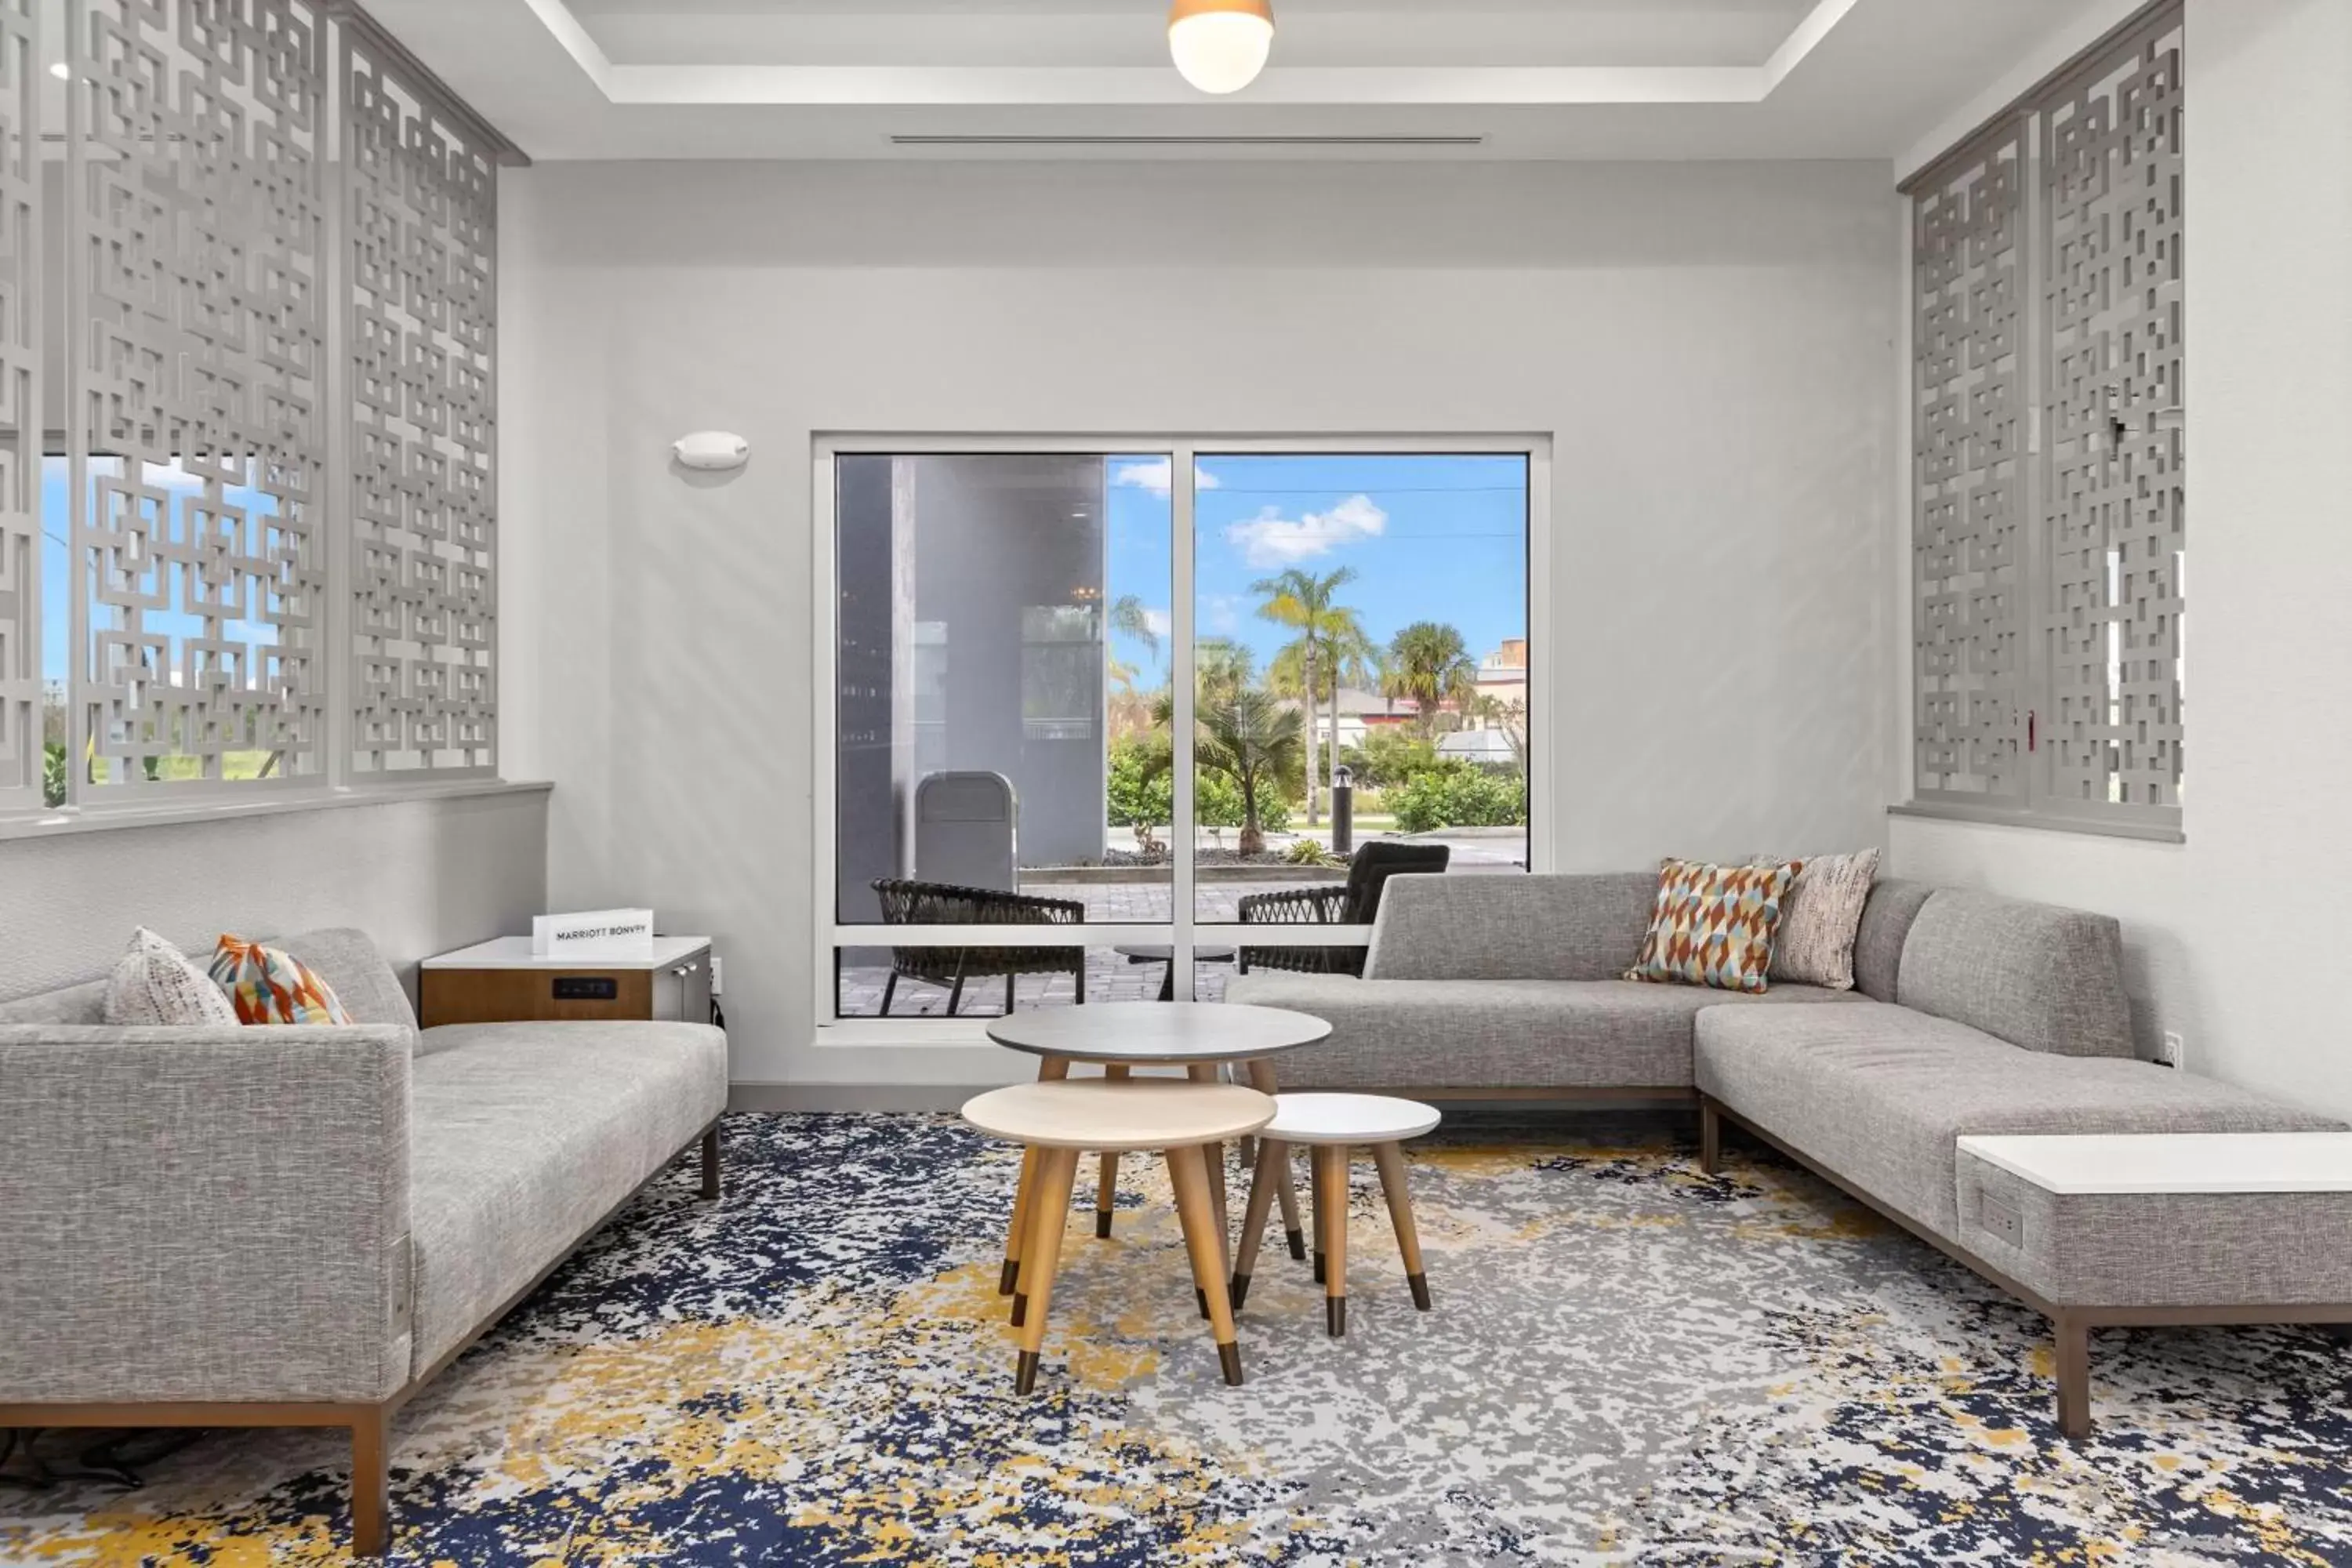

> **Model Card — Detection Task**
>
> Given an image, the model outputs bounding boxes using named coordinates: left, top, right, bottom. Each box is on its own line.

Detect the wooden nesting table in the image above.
left=964, top=1078, right=1277, bottom=1388
left=982, top=1002, right=1333, bottom=1325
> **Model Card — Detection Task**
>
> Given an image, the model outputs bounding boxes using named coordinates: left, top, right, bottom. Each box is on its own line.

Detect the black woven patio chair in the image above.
left=1236, top=840, right=1452, bottom=977
left=872, top=878, right=1087, bottom=1016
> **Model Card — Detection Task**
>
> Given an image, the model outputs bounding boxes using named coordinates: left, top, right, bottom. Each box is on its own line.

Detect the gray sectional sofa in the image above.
left=1230, top=872, right=2350, bottom=1433
left=0, top=930, right=729, bottom=1555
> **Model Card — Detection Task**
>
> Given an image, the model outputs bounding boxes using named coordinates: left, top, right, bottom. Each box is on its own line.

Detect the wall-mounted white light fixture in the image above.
left=672, top=431, right=750, bottom=471
left=1169, top=0, right=1274, bottom=95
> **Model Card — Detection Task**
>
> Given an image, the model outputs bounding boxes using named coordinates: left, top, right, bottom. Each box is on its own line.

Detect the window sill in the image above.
left=0, top=779, right=553, bottom=844
left=1887, top=801, right=2185, bottom=845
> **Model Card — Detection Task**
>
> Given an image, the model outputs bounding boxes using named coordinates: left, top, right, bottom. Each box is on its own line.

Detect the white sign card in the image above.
left=532, top=908, right=656, bottom=957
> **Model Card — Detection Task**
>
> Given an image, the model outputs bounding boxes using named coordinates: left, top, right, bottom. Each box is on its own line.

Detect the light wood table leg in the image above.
left=1186, top=1064, right=1232, bottom=1316
left=1371, top=1141, right=1431, bottom=1311
left=1168, top=1143, right=1246, bottom=1385
left=1247, top=1058, right=1306, bottom=1260
left=1318, top=1144, right=1350, bottom=1337
left=1004, top=1058, right=1069, bottom=1311
left=1309, top=1142, right=1327, bottom=1284
left=1096, top=1065, right=1131, bottom=1238
left=1003, top=1147, right=1040, bottom=1301
left=1229, top=1137, right=1284, bottom=1311
left=1014, top=1146, right=1080, bottom=1394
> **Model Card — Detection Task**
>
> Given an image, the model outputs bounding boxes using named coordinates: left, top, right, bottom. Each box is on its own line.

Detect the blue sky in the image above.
left=1104, top=452, right=1529, bottom=688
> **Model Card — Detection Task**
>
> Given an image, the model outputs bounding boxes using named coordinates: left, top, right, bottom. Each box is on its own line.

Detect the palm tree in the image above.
left=1385, top=620, right=1480, bottom=739
left=1142, top=687, right=1303, bottom=855
left=1111, top=595, right=1163, bottom=672
left=1192, top=637, right=1256, bottom=710
left=1251, top=566, right=1371, bottom=826
left=1269, top=623, right=1378, bottom=818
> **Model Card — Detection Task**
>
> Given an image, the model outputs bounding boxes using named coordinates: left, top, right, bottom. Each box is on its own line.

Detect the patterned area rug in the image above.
left=7, top=1111, right=2352, bottom=1565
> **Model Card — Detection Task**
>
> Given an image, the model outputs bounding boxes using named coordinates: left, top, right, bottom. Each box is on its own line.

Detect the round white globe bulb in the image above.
left=1168, top=3, right=1274, bottom=96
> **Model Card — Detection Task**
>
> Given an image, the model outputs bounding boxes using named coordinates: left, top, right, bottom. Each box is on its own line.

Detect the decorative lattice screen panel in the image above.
left=1909, top=0, right=2184, bottom=833
left=345, top=36, right=497, bottom=775
left=70, top=0, right=328, bottom=793
left=0, top=0, right=37, bottom=811
left=2042, top=20, right=2185, bottom=813
left=1911, top=125, right=2027, bottom=802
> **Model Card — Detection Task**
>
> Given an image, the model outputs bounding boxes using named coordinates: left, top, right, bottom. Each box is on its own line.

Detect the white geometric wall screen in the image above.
left=69, top=0, right=329, bottom=793
left=344, top=32, right=496, bottom=776
left=0, top=0, right=37, bottom=812
left=2042, top=18, right=2184, bottom=814
left=1912, top=123, right=2027, bottom=802
left=1909, top=0, right=2184, bottom=834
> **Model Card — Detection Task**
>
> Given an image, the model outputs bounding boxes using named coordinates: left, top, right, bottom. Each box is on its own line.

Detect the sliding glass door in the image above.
left=816, top=439, right=1539, bottom=1029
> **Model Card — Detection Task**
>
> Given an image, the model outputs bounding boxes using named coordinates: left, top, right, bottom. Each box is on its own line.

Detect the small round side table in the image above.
left=1231, top=1092, right=1442, bottom=1337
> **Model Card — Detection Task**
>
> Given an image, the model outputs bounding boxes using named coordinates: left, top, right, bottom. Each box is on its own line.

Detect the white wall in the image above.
left=0, top=789, right=551, bottom=1005
left=1888, top=0, right=2352, bottom=1112
left=497, top=159, right=1900, bottom=1092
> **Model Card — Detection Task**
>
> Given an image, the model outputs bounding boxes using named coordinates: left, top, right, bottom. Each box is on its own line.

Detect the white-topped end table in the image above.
left=1955, top=1131, right=2352, bottom=1437
left=983, top=1002, right=1331, bottom=1323
left=1958, top=1132, right=2352, bottom=1193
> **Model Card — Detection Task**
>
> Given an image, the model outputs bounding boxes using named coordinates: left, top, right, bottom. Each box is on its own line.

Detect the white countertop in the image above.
left=1958, top=1132, right=2352, bottom=1195
left=423, top=935, right=711, bottom=971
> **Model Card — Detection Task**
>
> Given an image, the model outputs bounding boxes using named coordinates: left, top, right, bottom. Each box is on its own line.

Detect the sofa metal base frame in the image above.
left=0, top=1120, right=723, bottom=1557
left=1699, top=1096, right=2352, bottom=1439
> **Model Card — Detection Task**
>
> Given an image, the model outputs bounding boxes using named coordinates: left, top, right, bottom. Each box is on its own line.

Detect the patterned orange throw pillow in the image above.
left=209, top=935, right=355, bottom=1025
left=1624, top=858, right=1801, bottom=993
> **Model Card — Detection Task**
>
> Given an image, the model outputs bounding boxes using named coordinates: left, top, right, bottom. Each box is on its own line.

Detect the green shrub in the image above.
left=1107, top=737, right=1172, bottom=827
left=1107, top=737, right=1289, bottom=833
left=1390, top=764, right=1526, bottom=833
left=1339, top=731, right=1438, bottom=790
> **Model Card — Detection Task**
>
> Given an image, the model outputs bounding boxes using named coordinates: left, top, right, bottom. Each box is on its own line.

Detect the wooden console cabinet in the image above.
left=419, top=936, right=713, bottom=1028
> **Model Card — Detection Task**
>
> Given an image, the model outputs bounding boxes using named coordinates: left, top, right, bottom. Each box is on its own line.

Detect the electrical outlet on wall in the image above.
left=2158, top=1031, right=2184, bottom=1069
left=712, top=956, right=724, bottom=996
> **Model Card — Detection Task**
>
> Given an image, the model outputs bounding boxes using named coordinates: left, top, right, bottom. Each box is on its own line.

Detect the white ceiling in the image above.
left=364, top=0, right=2105, bottom=162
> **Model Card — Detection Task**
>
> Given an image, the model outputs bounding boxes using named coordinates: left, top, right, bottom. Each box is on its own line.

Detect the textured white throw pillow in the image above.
left=1755, top=848, right=1881, bottom=991
left=102, top=927, right=243, bottom=1027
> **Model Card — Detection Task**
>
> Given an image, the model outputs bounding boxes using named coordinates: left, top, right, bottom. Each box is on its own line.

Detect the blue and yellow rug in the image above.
left=6, top=1111, right=2352, bottom=1564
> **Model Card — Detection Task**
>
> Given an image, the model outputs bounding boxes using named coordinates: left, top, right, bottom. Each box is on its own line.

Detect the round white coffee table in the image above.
left=983, top=1001, right=1332, bottom=1317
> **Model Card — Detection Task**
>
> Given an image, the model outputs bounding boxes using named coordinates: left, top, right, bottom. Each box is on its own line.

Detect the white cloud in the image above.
left=1223, top=493, right=1388, bottom=569
left=1111, top=459, right=1221, bottom=499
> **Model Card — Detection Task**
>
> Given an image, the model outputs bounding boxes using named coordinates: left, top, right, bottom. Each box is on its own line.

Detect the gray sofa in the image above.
left=0, top=929, right=729, bottom=1556
left=1231, top=873, right=2350, bottom=1432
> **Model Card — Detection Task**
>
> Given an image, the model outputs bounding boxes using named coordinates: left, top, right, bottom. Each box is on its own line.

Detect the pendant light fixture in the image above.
left=1168, top=0, right=1275, bottom=95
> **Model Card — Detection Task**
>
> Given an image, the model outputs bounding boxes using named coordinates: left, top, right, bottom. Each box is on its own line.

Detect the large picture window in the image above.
left=818, top=440, right=1541, bottom=1025
left=1905, top=2, right=2183, bottom=840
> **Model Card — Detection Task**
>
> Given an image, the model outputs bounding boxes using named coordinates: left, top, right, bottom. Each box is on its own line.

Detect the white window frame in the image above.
left=811, top=432, right=1555, bottom=1048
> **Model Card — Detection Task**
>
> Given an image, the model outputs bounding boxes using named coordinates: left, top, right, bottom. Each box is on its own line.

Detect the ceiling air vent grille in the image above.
left=889, top=134, right=1485, bottom=148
